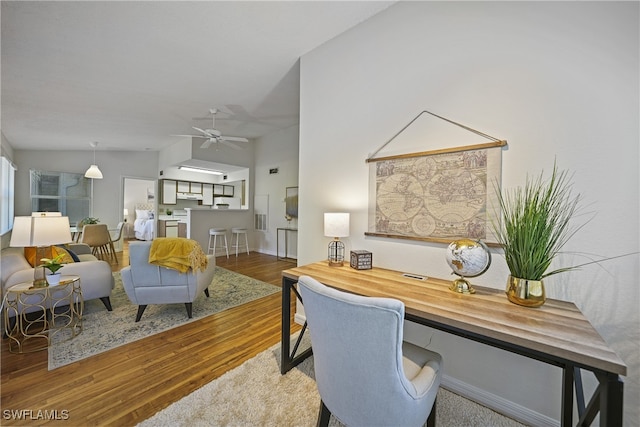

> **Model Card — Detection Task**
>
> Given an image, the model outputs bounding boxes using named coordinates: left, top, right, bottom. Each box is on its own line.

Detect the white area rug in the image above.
left=139, top=336, right=526, bottom=427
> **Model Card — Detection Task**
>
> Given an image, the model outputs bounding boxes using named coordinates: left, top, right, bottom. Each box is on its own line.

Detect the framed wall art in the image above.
left=285, top=186, right=298, bottom=219
left=366, top=140, right=506, bottom=246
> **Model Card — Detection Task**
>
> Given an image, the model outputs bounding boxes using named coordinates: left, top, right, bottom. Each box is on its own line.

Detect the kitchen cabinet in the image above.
left=158, top=220, right=186, bottom=238
left=164, top=179, right=235, bottom=203
left=202, top=183, right=214, bottom=206
left=212, top=184, right=234, bottom=197
left=177, top=181, right=190, bottom=192
left=190, top=182, right=203, bottom=194
left=161, top=180, right=177, bottom=205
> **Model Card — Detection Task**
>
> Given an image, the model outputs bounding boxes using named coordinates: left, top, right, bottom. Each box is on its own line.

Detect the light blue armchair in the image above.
left=298, top=275, right=442, bottom=427
left=120, top=241, right=216, bottom=322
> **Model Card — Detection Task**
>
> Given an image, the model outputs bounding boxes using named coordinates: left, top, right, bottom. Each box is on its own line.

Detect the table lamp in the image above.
left=123, top=208, right=129, bottom=222
left=324, top=212, right=349, bottom=267
left=10, top=215, right=73, bottom=287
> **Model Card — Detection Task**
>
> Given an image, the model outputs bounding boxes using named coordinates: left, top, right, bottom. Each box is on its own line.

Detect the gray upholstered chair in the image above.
left=120, top=241, right=216, bottom=322
left=298, top=275, right=443, bottom=427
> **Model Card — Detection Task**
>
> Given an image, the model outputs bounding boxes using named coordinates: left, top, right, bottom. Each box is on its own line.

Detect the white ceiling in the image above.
left=1, top=1, right=393, bottom=152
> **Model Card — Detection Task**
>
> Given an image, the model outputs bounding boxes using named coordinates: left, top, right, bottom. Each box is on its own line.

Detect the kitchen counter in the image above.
left=185, top=208, right=253, bottom=253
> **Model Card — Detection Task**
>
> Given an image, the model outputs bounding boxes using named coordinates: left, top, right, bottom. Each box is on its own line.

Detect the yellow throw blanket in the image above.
left=149, top=238, right=208, bottom=273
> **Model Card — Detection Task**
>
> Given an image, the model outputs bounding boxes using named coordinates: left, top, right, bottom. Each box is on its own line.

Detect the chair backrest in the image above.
left=111, top=222, right=124, bottom=242
left=298, top=275, right=430, bottom=427
left=81, top=224, right=111, bottom=246
left=126, top=240, right=210, bottom=289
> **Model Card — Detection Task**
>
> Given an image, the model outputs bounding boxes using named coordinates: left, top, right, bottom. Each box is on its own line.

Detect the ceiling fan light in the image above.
left=85, top=164, right=103, bottom=179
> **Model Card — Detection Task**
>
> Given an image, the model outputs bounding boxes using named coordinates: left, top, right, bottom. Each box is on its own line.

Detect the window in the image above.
left=30, top=170, right=91, bottom=226
left=1, top=156, right=16, bottom=235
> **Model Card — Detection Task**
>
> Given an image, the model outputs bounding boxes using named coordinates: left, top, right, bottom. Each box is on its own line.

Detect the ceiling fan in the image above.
left=173, top=108, right=248, bottom=150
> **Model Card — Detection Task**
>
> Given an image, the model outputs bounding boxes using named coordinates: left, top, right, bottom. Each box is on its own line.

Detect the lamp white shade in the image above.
left=123, top=208, right=129, bottom=216
left=85, top=164, right=103, bottom=179
left=324, top=213, right=350, bottom=238
left=9, top=216, right=72, bottom=247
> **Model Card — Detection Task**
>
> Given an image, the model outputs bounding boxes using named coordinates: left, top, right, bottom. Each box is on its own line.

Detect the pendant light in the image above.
left=85, top=141, right=103, bottom=179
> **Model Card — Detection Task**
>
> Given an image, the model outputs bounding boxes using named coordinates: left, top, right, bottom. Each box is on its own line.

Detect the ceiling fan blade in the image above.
left=192, top=126, right=210, bottom=136
left=171, top=134, right=209, bottom=139
left=200, top=139, right=214, bottom=149
left=220, top=136, right=249, bottom=143
left=220, top=140, right=243, bottom=150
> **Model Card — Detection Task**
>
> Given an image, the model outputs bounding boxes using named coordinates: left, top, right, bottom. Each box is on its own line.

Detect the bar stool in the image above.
left=207, top=228, right=229, bottom=258
left=231, top=227, right=249, bottom=256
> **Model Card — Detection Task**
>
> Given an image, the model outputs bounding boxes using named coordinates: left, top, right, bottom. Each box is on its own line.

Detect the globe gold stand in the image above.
left=449, top=277, right=476, bottom=294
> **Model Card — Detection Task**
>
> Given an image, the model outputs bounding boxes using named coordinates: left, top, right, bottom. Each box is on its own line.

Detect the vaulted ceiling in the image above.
left=1, top=1, right=393, bottom=152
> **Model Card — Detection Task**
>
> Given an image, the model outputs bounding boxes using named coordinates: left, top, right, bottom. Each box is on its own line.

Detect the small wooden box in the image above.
left=350, top=250, right=372, bottom=270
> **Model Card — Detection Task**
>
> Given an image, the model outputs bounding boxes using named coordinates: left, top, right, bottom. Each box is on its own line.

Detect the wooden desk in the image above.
left=281, top=262, right=626, bottom=427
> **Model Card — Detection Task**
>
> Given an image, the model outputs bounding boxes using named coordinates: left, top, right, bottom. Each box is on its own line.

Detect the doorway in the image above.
left=122, top=177, right=157, bottom=241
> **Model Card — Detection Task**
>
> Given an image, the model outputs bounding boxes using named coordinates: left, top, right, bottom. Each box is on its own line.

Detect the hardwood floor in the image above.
left=1, top=241, right=300, bottom=426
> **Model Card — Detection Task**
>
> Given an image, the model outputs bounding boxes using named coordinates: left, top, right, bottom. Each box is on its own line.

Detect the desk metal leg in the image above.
left=561, top=365, right=575, bottom=427
left=280, top=276, right=312, bottom=374
left=564, top=364, right=624, bottom=427
left=599, top=372, right=623, bottom=427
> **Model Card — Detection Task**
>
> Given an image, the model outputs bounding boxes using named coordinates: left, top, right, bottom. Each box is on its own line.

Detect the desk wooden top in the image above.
left=283, top=262, right=626, bottom=376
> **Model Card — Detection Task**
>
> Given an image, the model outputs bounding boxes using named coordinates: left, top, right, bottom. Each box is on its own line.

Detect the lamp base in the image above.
left=327, top=239, right=345, bottom=268
left=33, top=247, right=48, bottom=288
left=32, top=279, right=49, bottom=288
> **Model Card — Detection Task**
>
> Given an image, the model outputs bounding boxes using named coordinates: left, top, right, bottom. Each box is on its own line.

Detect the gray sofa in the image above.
left=1, top=243, right=114, bottom=314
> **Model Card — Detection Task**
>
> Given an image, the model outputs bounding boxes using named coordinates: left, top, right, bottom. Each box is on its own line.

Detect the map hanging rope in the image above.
left=367, top=110, right=504, bottom=162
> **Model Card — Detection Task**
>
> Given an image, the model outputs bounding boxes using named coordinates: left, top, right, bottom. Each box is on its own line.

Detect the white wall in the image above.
left=13, top=149, right=159, bottom=229
left=299, top=2, right=639, bottom=425
left=254, top=124, right=300, bottom=256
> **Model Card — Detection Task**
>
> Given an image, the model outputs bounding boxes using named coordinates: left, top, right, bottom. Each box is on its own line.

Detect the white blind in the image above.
left=1, top=156, right=16, bottom=235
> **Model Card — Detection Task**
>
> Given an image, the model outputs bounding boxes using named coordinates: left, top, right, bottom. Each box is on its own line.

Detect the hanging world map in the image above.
left=372, top=148, right=500, bottom=241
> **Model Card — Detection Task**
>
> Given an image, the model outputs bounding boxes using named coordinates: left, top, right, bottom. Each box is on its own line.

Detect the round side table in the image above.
left=3, top=275, right=83, bottom=353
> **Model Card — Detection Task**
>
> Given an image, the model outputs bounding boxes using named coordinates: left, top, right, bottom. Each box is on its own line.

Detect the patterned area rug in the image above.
left=48, top=267, right=279, bottom=370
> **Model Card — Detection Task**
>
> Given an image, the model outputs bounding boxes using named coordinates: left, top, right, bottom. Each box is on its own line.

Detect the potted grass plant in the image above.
left=492, top=163, right=585, bottom=307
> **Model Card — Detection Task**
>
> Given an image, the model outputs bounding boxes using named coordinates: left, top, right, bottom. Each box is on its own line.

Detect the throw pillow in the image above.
left=53, top=246, right=76, bottom=264
left=24, top=246, right=54, bottom=267
left=135, top=209, right=149, bottom=220
left=58, top=245, right=81, bottom=262
left=24, top=246, right=76, bottom=267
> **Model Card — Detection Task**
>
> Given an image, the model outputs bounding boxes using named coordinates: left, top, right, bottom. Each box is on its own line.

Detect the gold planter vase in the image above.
left=506, top=275, right=546, bottom=307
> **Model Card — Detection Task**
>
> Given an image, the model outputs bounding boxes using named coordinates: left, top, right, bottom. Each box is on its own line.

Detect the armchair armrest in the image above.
left=68, top=243, right=92, bottom=255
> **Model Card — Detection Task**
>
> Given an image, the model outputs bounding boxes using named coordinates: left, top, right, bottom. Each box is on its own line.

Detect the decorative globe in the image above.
left=445, top=239, right=491, bottom=294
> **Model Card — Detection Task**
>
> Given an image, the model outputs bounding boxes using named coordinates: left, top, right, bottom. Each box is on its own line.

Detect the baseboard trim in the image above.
left=441, top=374, right=559, bottom=427
left=294, top=312, right=306, bottom=326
